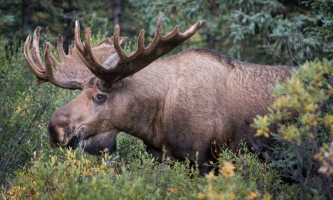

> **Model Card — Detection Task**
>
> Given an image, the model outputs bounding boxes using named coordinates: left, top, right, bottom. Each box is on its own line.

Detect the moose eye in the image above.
left=94, top=94, right=107, bottom=104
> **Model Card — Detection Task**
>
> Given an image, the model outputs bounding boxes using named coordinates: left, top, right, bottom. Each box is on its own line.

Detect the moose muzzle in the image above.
left=48, top=110, right=79, bottom=149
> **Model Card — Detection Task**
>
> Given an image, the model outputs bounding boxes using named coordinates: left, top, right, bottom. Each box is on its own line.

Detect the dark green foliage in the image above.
left=303, top=0, right=333, bottom=40
left=302, top=0, right=333, bottom=59
left=1, top=0, right=332, bottom=62
left=126, top=0, right=332, bottom=64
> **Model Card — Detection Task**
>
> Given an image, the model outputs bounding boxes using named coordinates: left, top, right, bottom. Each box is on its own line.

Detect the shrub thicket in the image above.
left=253, top=60, right=333, bottom=199
left=4, top=146, right=297, bottom=200
left=0, top=37, right=78, bottom=190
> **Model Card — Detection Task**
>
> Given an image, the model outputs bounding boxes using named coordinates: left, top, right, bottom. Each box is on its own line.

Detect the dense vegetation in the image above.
left=1, top=0, right=332, bottom=199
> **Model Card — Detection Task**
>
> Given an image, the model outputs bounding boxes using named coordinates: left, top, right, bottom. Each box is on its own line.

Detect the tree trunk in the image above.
left=63, top=0, right=74, bottom=53
left=112, top=0, right=121, bottom=25
left=21, top=0, right=32, bottom=35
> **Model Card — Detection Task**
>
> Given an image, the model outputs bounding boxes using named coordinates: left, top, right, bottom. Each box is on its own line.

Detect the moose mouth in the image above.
left=66, top=136, right=80, bottom=149
left=63, top=125, right=93, bottom=149
left=65, top=129, right=95, bottom=150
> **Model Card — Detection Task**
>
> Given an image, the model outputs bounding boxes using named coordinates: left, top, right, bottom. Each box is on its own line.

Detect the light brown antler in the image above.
left=82, top=13, right=205, bottom=83
left=24, top=21, right=127, bottom=89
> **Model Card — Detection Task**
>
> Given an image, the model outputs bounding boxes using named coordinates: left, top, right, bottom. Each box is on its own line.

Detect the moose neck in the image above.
left=111, top=68, right=167, bottom=148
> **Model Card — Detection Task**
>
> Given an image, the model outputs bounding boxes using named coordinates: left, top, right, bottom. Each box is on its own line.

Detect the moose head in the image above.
left=24, top=14, right=205, bottom=155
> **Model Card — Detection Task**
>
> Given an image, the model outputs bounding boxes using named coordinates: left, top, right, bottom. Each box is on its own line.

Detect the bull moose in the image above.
left=24, top=14, right=291, bottom=173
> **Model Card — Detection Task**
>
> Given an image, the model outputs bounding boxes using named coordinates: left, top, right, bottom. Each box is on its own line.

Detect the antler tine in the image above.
left=111, top=25, right=148, bottom=64
left=128, top=14, right=162, bottom=59
left=136, top=29, right=145, bottom=53
left=43, top=42, right=84, bottom=88
left=44, top=42, right=56, bottom=82
left=114, top=13, right=163, bottom=61
left=177, top=20, right=205, bottom=38
left=161, top=25, right=180, bottom=41
left=32, top=27, right=45, bottom=70
left=24, top=27, right=65, bottom=85
left=56, top=35, right=66, bottom=62
left=143, top=13, right=163, bottom=53
left=84, top=27, right=108, bottom=75
left=74, top=20, right=85, bottom=54
left=24, top=35, right=44, bottom=77
left=113, top=24, right=128, bottom=60
left=24, top=35, right=45, bottom=79
left=162, top=19, right=205, bottom=41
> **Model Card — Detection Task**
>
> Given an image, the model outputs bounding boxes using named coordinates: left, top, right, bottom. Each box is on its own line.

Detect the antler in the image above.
left=82, top=13, right=205, bottom=83
left=24, top=21, right=127, bottom=89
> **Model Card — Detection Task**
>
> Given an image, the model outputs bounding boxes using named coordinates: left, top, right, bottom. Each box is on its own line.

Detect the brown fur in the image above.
left=47, top=48, right=292, bottom=173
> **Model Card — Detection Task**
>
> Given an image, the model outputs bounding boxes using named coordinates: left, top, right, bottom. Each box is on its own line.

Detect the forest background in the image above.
left=0, top=0, right=333, bottom=199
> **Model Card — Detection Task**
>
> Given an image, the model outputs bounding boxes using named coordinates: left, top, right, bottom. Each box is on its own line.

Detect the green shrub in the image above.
left=197, top=146, right=297, bottom=200
left=253, top=60, right=333, bottom=199
left=4, top=148, right=197, bottom=199
left=4, top=145, right=295, bottom=200
left=0, top=27, right=110, bottom=191
left=0, top=37, right=78, bottom=192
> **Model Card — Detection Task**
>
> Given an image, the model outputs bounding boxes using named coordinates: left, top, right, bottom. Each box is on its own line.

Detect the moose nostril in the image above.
left=48, top=121, right=56, bottom=138
left=48, top=122, right=59, bottom=146
left=48, top=114, right=70, bottom=146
